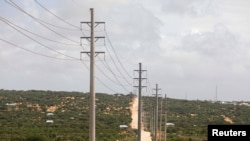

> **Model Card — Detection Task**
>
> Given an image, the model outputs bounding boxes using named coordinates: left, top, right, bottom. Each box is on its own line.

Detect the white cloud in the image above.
left=181, top=23, right=237, bottom=59
left=161, top=0, right=218, bottom=16
left=1, top=0, right=250, bottom=100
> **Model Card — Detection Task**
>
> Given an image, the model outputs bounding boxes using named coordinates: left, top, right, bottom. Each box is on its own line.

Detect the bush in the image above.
left=25, top=135, right=48, bottom=141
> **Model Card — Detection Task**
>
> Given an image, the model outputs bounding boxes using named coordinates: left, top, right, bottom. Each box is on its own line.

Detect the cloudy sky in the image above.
left=1, top=0, right=250, bottom=101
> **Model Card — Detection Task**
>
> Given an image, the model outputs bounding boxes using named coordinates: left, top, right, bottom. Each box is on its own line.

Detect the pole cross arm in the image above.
left=133, top=78, right=147, bottom=80
left=81, top=21, right=105, bottom=27
left=80, top=51, right=105, bottom=57
left=133, top=86, right=147, bottom=88
left=153, top=94, right=162, bottom=95
left=80, top=36, right=105, bottom=44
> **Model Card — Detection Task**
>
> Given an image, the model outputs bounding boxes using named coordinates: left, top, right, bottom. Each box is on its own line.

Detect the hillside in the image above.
left=142, top=96, right=250, bottom=141
left=0, top=89, right=136, bottom=141
left=1, top=89, right=250, bottom=141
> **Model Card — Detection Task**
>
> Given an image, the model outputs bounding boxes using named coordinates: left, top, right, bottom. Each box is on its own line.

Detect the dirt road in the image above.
left=130, top=97, right=152, bottom=141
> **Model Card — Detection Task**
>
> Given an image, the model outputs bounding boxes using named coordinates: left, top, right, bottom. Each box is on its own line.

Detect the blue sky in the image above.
left=1, top=0, right=250, bottom=101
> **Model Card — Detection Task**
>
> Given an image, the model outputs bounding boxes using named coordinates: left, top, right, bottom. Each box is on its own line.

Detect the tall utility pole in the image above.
left=164, top=94, right=168, bottom=141
left=134, top=63, right=147, bottom=141
left=152, top=107, right=155, bottom=136
left=150, top=106, right=154, bottom=136
left=215, top=85, right=218, bottom=102
left=80, top=8, right=105, bottom=141
left=159, top=97, right=163, bottom=141
left=153, top=84, right=161, bottom=141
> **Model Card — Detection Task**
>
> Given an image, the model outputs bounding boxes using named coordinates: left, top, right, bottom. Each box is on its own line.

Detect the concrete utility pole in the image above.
left=150, top=106, right=154, bottom=136
left=134, top=63, right=147, bottom=141
left=159, top=97, right=163, bottom=141
left=153, top=84, right=161, bottom=141
left=152, top=107, right=155, bottom=137
left=164, top=94, right=167, bottom=141
left=80, top=8, right=105, bottom=141
left=215, top=85, right=218, bottom=102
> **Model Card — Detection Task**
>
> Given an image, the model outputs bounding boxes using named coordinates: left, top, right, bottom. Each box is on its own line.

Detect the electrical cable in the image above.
left=5, top=0, right=79, bottom=44
left=0, top=38, right=77, bottom=61
left=1, top=17, right=80, bottom=47
left=104, top=28, right=133, bottom=78
left=4, top=0, right=132, bottom=94
left=79, top=60, right=119, bottom=93
left=101, top=59, right=132, bottom=84
left=34, top=0, right=79, bottom=29
left=0, top=18, right=79, bottom=60
left=96, top=63, right=131, bottom=93
left=103, top=43, right=132, bottom=86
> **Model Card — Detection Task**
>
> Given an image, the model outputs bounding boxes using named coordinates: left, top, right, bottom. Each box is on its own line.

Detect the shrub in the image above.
left=25, top=135, right=48, bottom=141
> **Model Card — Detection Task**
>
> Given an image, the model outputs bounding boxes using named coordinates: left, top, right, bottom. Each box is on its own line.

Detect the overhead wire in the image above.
left=100, top=58, right=132, bottom=85
left=80, top=51, right=130, bottom=93
left=80, top=49, right=131, bottom=93
left=5, top=0, right=79, bottom=44
left=3, top=0, right=133, bottom=94
left=98, top=55, right=132, bottom=92
left=80, top=39, right=131, bottom=92
left=94, top=25, right=132, bottom=92
left=104, top=27, right=133, bottom=79
left=36, top=0, right=128, bottom=91
left=94, top=21, right=137, bottom=93
left=89, top=16, right=138, bottom=94
left=103, top=35, right=132, bottom=86
left=35, top=0, right=90, bottom=34
left=70, top=0, right=81, bottom=8
left=81, top=21, right=132, bottom=93
left=96, top=63, right=131, bottom=93
left=0, top=17, right=79, bottom=60
left=145, top=79, right=154, bottom=97
left=1, top=39, right=119, bottom=93
left=34, top=0, right=79, bottom=29
left=79, top=60, right=119, bottom=93
left=1, top=17, right=80, bottom=47
left=0, top=38, right=76, bottom=61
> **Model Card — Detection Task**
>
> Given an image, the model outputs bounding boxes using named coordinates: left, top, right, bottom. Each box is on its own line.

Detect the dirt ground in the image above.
left=130, top=97, right=152, bottom=141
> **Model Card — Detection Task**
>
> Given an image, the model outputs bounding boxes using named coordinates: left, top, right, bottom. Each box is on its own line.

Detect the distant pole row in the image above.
left=81, top=8, right=168, bottom=141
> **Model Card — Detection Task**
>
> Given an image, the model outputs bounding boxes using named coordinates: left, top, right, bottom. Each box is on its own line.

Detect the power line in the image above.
left=104, top=29, right=133, bottom=79
left=5, top=0, right=79, bottom=43
left=2, top=1, right=135, bottom=97
left=1, top=17, right=80, bottom=47
left=3, top=0, right=133, bottom=95
left=103, top=40, right=132, bottom=86
left=81, top=55, right=131, bottom=93
left=0, top=38, right=76, bottom=61
left=103, top=44, right=132, bottom=80
left=81, top=19, right=131, bottom=94
left=96, top=64, right=130, bottom=93
left=98, top=60, right=131, bottom=93
left=79, top=60, right=119, bottom=93
left=0, top=17, right=79, bottom=60
left=71, top=0, right=82, bottom=7
left=146, top=79, right=154, bottom=96
left=34, top=0, right=79, bottom=29
left=101, top=59, right=132, bottom=81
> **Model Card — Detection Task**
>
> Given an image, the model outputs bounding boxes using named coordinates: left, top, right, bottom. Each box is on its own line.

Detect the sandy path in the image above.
left=130, top=97, right=152, bottom=141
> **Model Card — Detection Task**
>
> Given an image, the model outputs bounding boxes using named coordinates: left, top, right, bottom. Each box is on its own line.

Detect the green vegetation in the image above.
left=1, top=89, right=250, bottom=141
left=142, top=96, right=250, bottom=141
left=0, top=89, right=136, bottom=141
